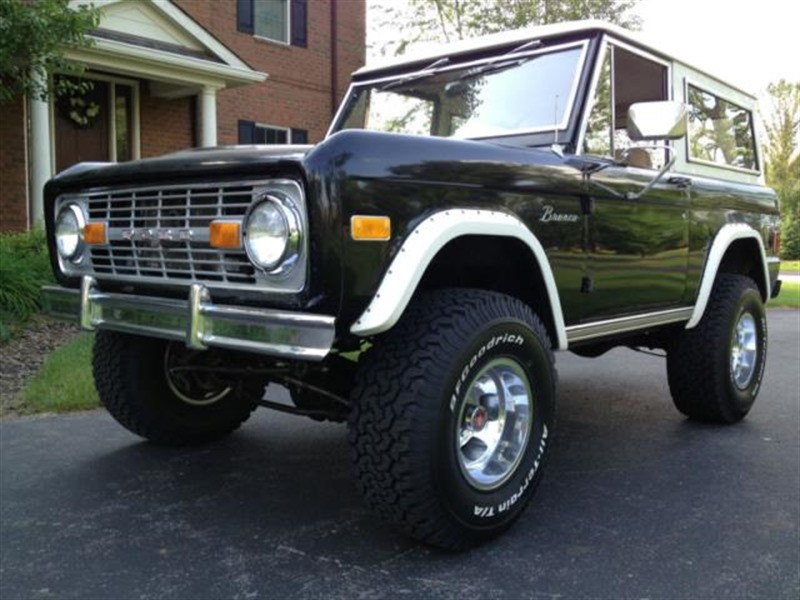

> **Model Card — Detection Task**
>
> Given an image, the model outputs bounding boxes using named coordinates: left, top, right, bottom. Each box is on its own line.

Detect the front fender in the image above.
left=349, top=209, right=568, bottom=350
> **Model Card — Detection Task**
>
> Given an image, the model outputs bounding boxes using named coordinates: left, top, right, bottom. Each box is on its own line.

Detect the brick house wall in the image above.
left=334, top=0, right=367, bottom=105
left=174, top=0, right=366, bottom=144
left=139, top=87, right=195, bottom=158
left=0, top=96, right=28, bottom=232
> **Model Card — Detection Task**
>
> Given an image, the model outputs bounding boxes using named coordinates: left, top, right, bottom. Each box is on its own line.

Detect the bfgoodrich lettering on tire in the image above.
left=667, top=274, right=767, bottom=424
left=348, top=288, right=556, bottom=550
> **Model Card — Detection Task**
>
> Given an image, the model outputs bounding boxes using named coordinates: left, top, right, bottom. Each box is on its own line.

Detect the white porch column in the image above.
left=198, top=86, right=218, bottom=147
left=29, top=78, right=53, bottom=228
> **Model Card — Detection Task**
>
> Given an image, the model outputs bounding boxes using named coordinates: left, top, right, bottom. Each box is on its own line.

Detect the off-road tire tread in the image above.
left=93, top=331, right=258, bottom=446
left=667, top=274, right=763, bottom=423
left=348, top=288, right=555, bottom=550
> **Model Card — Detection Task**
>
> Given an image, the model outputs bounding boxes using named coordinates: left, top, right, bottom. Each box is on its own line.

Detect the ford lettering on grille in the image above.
left=121, top=228, right=194, bottom=246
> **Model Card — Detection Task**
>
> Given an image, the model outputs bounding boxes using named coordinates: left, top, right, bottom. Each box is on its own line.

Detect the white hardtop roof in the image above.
left=356, top=20, right=755, bottom=100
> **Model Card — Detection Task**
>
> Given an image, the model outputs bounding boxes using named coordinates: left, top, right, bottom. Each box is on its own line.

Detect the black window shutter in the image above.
left=290, top=0, right=307, bottom=47
left=238, top=120, right=256, bottom=144
left=291, top=128, right=308, bottom=144
left=237, top=0, right=254, bottom=34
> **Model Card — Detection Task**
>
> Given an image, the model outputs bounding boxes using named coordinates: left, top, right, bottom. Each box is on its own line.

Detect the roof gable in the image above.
left=98, top=0, right=204, bottom=51
left=70, top=0, right=251, bottom=71
left=66, top=0, right=265, bottom=88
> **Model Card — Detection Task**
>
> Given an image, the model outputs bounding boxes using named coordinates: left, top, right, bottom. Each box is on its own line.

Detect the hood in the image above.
left=49, top=144, right=315, bottom=190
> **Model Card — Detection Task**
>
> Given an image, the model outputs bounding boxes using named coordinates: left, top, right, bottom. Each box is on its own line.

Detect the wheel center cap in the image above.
left=471, top=406, right=488, bottom=431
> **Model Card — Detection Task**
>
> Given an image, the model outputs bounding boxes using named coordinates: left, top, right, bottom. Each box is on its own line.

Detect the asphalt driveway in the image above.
left=1, top=310, right=798, bottom=599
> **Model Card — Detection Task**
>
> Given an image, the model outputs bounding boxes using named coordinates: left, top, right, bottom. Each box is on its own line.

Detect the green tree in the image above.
left=0, top=0, right=100, bottom=103
left=370, top=0, right=641, bottom=58
left=762, top=79, right=800, bottom=191
left=761, top=80, right=800, bottom=259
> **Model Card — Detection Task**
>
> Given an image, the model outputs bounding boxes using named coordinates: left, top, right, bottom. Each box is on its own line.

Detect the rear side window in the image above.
left=686, top=84, right=758, bottom=171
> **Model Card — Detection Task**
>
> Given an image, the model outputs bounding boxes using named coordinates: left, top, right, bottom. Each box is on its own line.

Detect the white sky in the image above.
left=637, top=0, right=800, bottom=97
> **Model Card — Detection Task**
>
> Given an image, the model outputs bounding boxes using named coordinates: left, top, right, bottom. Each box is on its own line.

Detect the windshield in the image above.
left=334, top=43, right=586, bottom=140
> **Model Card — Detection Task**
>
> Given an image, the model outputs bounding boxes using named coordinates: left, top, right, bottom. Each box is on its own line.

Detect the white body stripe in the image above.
left=686, top=224, right=770, bottom=329
left=349, top=210, right=568, bottom=350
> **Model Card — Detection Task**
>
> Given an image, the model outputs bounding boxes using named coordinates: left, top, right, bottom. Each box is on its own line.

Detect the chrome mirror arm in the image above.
left=625, top=145, right=677, bottom=200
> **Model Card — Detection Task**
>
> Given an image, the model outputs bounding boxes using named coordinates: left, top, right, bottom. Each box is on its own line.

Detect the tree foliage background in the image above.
left=369, top=0, right=641, bottom=59
left=0, top=0, right=100, bottom=103
left=762, top=80, right=800, bottom=259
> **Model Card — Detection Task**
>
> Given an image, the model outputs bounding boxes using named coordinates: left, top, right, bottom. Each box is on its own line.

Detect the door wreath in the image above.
left=57, top=89, right=101, bottom=129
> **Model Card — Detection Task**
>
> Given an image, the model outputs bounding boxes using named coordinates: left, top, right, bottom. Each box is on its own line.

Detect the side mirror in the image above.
left=626, top=101, right=688, bottom=141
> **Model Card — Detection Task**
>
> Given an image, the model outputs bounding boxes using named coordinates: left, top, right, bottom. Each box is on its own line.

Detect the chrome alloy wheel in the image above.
left=456, top=358, right=533, bottom=491
left=730, top=311, right=758, bottom=390
left=164, top=343, right=233, bottom=406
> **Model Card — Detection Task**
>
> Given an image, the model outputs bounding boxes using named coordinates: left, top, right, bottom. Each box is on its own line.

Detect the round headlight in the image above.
left=244, top=195, right=301, bottom=272
left=55, top=204, right=85, bottom=261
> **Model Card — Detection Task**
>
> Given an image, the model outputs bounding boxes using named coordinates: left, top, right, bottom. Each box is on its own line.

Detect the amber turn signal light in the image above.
left=83, top=222, right=107, bottom=245
left=351, top=215, right=391, bottom=241
left=209, top=220, right=242, bottom=249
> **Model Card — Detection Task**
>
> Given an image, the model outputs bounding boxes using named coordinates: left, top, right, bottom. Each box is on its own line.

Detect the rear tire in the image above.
left=667, top=274, right=767, bottom=423
left=93, top=331, right=263, bottom=445
left=349, top=289, right=556, bottom=550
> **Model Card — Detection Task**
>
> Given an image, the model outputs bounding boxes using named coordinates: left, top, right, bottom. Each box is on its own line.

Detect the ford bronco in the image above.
left=42, top=21, right=782, bottom=549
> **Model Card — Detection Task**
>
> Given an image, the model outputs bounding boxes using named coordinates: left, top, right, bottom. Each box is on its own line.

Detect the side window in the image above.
left=686, top=85, right=757, bottom=171
left=238, top=121, right=308, bottom=144
left=582, top=44, right=668, bottom=168
left=237, top=0, right=307, bottom=48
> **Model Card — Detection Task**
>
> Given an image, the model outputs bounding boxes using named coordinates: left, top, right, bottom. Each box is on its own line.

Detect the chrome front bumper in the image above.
left=41, top=276, right=335, bottom=360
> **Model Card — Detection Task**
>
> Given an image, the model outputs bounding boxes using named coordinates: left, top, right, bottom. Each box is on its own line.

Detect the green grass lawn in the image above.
left=771, top=279, right=800, bottom=309
left=781, top=260, right=799, bottom=274
left=20, top=333, right=99, bottom=414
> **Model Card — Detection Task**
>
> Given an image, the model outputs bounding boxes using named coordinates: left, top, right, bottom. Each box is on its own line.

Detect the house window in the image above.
left=114, top=84, right=133, bottom=162
left=237, top=0, right=307, bottom=47
left=255, top=0, right=288, bottom=43
left=256, top=124, right=289, bottom=144
left=686, top=84, right=758, bottom=171
left=238, top=120, right=308, bottom=145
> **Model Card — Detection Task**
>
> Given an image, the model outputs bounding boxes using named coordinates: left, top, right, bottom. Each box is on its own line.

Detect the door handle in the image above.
left=667, top=176, right=692, bottom=189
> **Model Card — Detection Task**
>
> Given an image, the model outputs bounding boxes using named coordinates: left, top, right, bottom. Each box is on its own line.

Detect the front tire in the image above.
left=667, top=274, right=767, bottom=423
left=93, top=331, right=263, bottom=445
left=349, top=289, right=556, bottom=550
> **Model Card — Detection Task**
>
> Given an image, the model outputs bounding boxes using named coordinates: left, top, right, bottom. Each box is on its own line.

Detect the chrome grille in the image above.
left=85, top=182, right=256, bottom=285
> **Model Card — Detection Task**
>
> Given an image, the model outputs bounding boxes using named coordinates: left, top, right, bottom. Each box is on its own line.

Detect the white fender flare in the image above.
left=349, top=209, right=569, bottom=350
left=686, top=223, right=770, bottom=329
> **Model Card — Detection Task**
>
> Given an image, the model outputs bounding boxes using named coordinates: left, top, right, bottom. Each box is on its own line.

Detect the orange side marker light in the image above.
left=351, top=215, right=391, bottom=241
left=84, top=222, right=107, bottom=245
left=209, top=220, right=242, bottom=249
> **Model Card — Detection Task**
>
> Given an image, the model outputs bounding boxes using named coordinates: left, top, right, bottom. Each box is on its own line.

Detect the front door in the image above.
left=55, top=77, right=135, bottom=173
left=580, top=42, right=689, bottom=319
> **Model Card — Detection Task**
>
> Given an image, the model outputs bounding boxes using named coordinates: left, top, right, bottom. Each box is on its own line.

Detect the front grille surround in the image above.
left=54, top=179, right=308, bottom=294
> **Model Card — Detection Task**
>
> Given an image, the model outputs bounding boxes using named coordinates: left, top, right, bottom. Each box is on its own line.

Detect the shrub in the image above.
left=774, top=181, right=800, bottom=260
left=782, top=210, right=800, bottom=260
left=0, top=229, right=55, bottom=341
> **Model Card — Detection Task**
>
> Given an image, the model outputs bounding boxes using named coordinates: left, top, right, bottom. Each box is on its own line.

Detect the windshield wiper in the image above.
left=379, top=57, right=451, bottom=92
left=378, top=39, right=543, bottom=92
left=457, top=39, right=542, bottom=81
left=456, top=57, right=529, bottom=81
